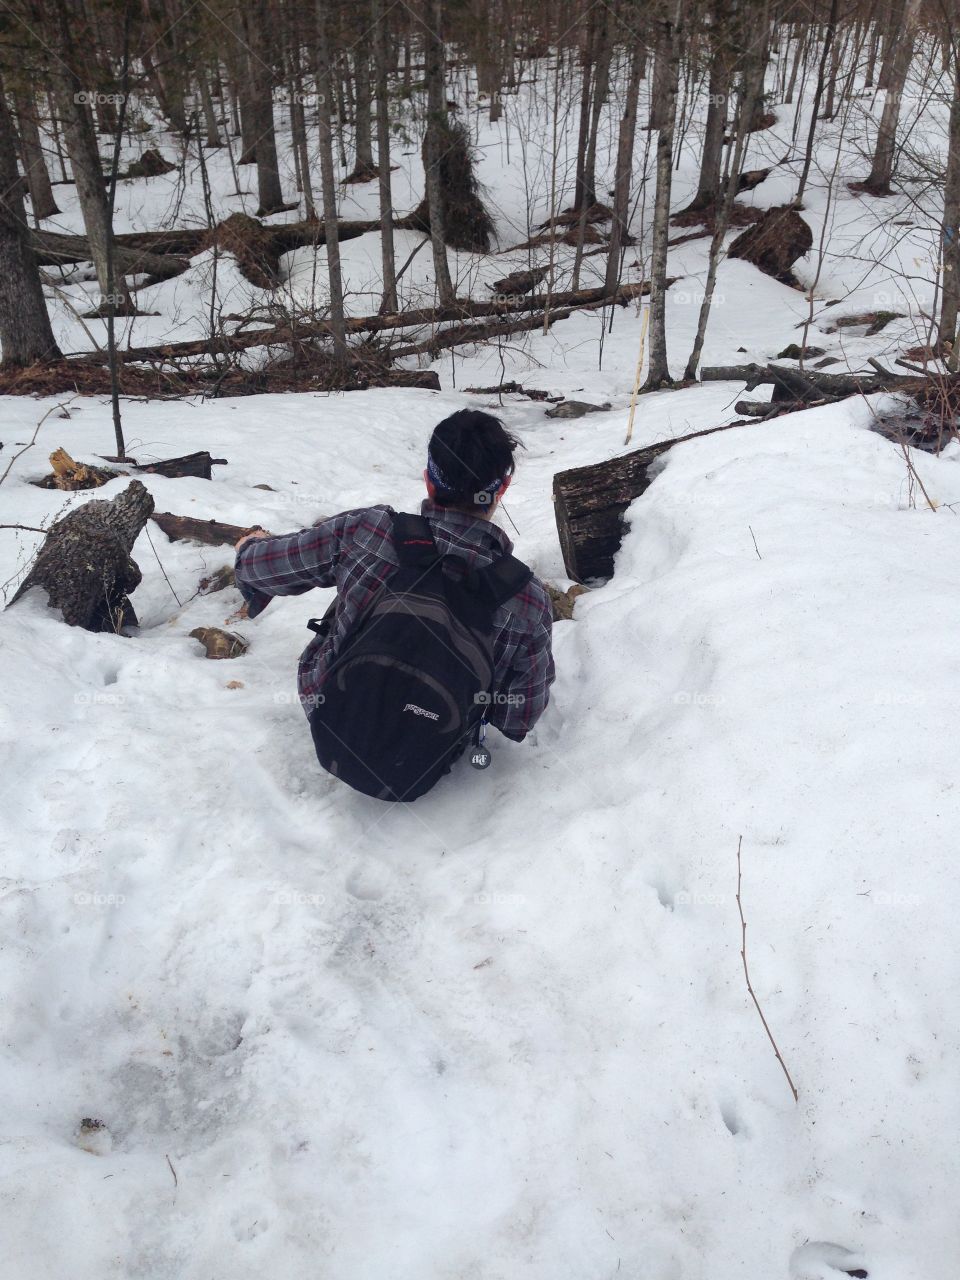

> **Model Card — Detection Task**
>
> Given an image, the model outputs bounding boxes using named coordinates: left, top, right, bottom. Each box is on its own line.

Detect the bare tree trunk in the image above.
left=316, top=0, right=348, bottom=356
left=572, top=11, right=613, bottom=287
left=373, top=0, right=397, bottom=311
left=644, top=2, right=683, bottom=390
left=423, top=0, right=456, bottom=305
left=349, top=29, right=377, bottom=180
left=649, top=18, right=674, bottom=131
left=197, top=70, right=223, bottom=147
left=784, top=22, right=807, bottom=104
left=861, top=0, right=920, bottom=194
left=579, top=6, right=611, bottom=209
left=50, top=57, right=129, bottom=312
left=940, top=59, right=960, bottom=368
left=572, top=11, right=597, bottom=209
left=0, top=76, right=61, bottom=366
left=877, top=0, right=907, bottom=90
left=864, top=13, right=882, bottom=87
left=290, top=75, right=316, bottom=219
left=794, top=0, right=840, bottom=204
left=686, top=2, right=732, bottom=211
left=823, top=22, right=849, bottom=119
left=237, top=84, right=257, bottom=163
left=604, top=44, right=643, bottom=293
left=684, top=1, right=770, bottom=381
left=243, top=0, right=285, bottom=214
left=141, top=48, right=186, bottom=135
left=13, top=91, right=59, bottom=222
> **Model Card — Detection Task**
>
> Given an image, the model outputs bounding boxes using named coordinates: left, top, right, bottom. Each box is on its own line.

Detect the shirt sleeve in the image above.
left=488, top=598, right=555, bottom=742
left=234, top=511, right=352, bottom=619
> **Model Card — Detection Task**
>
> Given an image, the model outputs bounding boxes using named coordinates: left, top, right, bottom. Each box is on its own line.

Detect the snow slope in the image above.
left=2, top=383, right=959, bottom=1279
left=1, top=39, right=958, bottom=1280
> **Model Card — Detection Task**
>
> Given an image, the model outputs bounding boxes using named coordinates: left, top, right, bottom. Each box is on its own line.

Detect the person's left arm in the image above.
left=487, top=594, right=555, bottom=742
left=234, top=513, right=351, bottom=618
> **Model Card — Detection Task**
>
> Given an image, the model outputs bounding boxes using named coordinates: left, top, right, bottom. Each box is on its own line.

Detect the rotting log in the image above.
left=76, top=281, right=659, bottom=366
left=32, top=230, right=190, bottom=283
left=8, top=480, right=154, bottom=631
left=553, top=420, right=769, bottom=582
left=151, top=512, right=263, bottom=546
left=132, top=451, right=227, bottom=479
left=699, top=362, right=930, bottom=397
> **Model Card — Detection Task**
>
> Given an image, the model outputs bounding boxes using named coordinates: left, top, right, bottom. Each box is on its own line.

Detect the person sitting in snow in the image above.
left=233, top=409, right=555, bottom=801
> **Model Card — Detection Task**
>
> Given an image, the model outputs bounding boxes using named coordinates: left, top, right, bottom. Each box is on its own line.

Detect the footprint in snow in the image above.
left=345, top=867, right=387, bottom=901
left=231, top=1211, right=269, bottom=1242
left=719, top=1098, right=744, bottom=1137
left=790, top=1241, right=868, bottom=1279
left=651, top=882, right=674, bottom=910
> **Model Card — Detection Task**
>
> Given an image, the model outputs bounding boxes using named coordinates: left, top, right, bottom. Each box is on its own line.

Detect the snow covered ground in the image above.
left=3, top=383, right=959, bottom=1279
left=1, top=47, right=958, bottom=1280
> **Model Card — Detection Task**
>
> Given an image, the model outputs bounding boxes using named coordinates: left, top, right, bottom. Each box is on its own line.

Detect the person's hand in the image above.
left=235, top=528, right=271, bottom=552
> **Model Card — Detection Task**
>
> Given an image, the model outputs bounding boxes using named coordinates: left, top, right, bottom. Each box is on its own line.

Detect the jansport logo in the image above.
left=403, top=702, right=439, bottom=720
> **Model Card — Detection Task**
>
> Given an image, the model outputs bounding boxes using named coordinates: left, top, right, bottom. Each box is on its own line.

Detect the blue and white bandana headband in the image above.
left=427, top=451, right=503, bottom=501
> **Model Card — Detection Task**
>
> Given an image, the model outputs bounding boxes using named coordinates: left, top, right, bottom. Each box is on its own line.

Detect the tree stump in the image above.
left=727, top=207, right=813, bottom=283
left=9, top=480, right=155, bottom=631
left=553, top=421, right=769, bottom=581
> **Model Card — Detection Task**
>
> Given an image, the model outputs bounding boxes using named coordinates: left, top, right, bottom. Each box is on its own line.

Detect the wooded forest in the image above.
left=0, top=0, right=957, bottom=408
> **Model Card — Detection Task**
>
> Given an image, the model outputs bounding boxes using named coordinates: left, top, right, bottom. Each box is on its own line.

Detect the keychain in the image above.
left=470, top=718, right=492, bottom=770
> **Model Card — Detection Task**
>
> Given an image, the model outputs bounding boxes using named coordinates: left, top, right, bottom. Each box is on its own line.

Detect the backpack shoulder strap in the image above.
left=392, top=512, right=439, bottom=567
left=481, top=554, right=533, bottom=610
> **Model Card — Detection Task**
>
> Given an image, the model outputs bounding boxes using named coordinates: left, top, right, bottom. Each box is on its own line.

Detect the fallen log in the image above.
left=9, top=480, right=154, bottom=631
left=553, top=420, right=769, bottom=582
left=32, top=230, right=189, bottom=283
left=463, top=380, right=554, bottom=401
left=387, top=305, right=581, bottom=359
left=33, top=217, right=385, bottom=290
left=734, top=398, right=805, bottom=417
left=76, top=281, right=658, bottom=366
left=373, top=282, right=660, bottom=360
left=151, top=512, right=263, bottom=546
left=132, top=451, right=227, bottom=480
left=699, top=362, right=932, bottom=397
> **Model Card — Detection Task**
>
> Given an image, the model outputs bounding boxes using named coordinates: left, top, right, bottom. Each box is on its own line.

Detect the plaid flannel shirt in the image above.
left=234, top=500, right=555, bottom=741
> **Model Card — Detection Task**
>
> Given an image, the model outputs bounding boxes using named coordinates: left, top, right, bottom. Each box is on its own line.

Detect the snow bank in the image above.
left=1, top=389, right=957, bottom=1278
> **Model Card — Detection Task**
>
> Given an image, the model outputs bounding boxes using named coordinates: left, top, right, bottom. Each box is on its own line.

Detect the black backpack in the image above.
left=308, top=512, right=532, bottom=802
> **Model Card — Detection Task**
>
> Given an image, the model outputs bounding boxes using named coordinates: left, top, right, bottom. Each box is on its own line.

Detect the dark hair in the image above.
left=427, top=410, right=521, bottom=511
